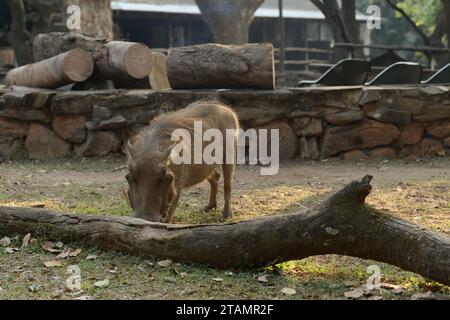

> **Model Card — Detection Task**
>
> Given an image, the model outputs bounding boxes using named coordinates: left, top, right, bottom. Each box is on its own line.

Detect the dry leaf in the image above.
left=57, top=248, right=82, bottom=259
left=28, top=284, right=42, bottom=292
left=41, top=241, right=60, bottom=253
left=0, top=237, right=11, bottom=247
left=86, top=255, right=97, bottom=261
left=44, top=260, right=63, bottom=268
left=94, top=279, right=110, bottom=288
left=4, top=247, right=17, bottom=254
left=344, top=288, right=365, bottom=299
left=164, top=277, right=177, bottom=283
left=21, top=233, right=31, bottom=248
left=369, top=295, right=384, bottom=300
left=212, top=277, right=224, bottom=282
left=411, top=291, right=433, bottom=300
left=257, top=275, right=269, bottom=283
left=281, top=288, right=296, bottom=295
left=75, top=295, right=92, bottom=300
left=157, top=259, right=173, bottom=268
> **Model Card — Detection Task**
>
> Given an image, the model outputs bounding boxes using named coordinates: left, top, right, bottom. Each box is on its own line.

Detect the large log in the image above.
left=5, top=48, right=94, bottom=88
left=32, top=32, right=153, bottom=86
left=0, top=176, right=449, bottom=285
left=167, top=43, right=275, bottom=89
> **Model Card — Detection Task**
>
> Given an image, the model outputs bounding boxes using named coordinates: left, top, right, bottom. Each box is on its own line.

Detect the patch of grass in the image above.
left=0, top=158, right=449, bottom=299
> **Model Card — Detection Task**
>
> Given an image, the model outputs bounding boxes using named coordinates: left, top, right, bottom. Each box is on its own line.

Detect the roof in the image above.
left=111, top=0, right=368, bottom=20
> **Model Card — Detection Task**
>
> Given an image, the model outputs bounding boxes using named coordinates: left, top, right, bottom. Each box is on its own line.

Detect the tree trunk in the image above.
left=311, top=0, right=351, bottom=61
left=195, top=0, right=264, bottom=44
left=32, top=32, right=153, bottom=87
left=0, top=176, right=449, bottom=286
left=167, top=43, right=275, bottom=89
left=5, top=0, right=32, bottom=66
left=70, top=0, right=113, bottom=39
left=5, top=48, right=93, bottom=88
left=341, top=0, right=364, bottom=58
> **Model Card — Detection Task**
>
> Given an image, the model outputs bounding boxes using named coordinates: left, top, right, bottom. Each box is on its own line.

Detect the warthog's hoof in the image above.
left=222, top=209, right=232, bottom=219
left=203, top=203, right=217, bottom=212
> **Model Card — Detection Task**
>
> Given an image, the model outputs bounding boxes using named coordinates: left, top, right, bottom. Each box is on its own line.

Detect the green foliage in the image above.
left=397, top=0, right=442, bottom=34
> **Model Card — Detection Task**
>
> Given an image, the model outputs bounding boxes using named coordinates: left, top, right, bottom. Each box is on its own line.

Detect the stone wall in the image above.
left=0, top=85, right=449, bottom=160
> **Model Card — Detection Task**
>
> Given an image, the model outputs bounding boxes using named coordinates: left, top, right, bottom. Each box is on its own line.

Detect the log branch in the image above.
left=0, top=175, right=448, bottom=285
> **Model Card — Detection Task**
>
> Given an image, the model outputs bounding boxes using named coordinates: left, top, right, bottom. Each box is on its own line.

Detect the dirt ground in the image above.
left=0, top=157, right=449, bottom=300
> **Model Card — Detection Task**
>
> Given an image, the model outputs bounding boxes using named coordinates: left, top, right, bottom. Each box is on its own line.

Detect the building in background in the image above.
left=111, top=0, right=369, bottom=71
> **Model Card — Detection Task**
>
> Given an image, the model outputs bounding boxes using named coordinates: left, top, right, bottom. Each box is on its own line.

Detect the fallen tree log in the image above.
left=0, top=175, right=448, bottom=285
left=32, top=32, right=153, bottom=87
left=5, top=48, right=94, bottom=88
left=167, top=43, right=275, bottom=89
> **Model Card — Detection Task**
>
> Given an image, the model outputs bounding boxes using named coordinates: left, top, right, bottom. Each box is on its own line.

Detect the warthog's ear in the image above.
left=123, top=140, right=135, bottom=161
left=163, top=141, right=179, bottom=160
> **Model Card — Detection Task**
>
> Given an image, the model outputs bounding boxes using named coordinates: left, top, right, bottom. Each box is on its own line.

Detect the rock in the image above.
left=342, top=150, right=369, bottom=161
left=0, top=117, right=29, bottom=137
left=400, top=139, right=446, bottom=158
left=0, top=136, right=25, bottom=157
left=52, top=115, right=86, bottom=143
left=51, top=92, right=94, bottom=114
left=252, top=120, right=297, bottom=160
left=413, top=105, right=450, bottom=122
left=444, top=137, right=450, bottom=148
left=358, top=89, right=382, bottom=105
left=399, top=123, right=423, bottom=145
left=92, top=105, right=113, bottom=120
left=324, top=110, right=363, bottom=126
left=320, top=120, right=400, bottom=157
left=296, top=118, right=322, bottom=137
left=426, top=121, right=450, bottom=139
left=0, top=107, right=51, bottom=123
left=234, top=102, right=289, bottom=126
left=86, top=116, right=128, bottom=131
left=25, top=123, right=70, bottom=159
left=291, top=117, right=310, bottom=134
left=369, top=147, right=397, bottom=159
left=364, top=105, right=412, bottom=124
left=298, top=137, right=319, bottom=160
left=0, top=89, right=53, bottom=109
left=75, top=131, right=121, bottom=157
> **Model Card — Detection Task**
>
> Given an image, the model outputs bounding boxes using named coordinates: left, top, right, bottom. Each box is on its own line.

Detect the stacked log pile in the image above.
left=5, top=33, right=275, bottom=91
left=5, top=33, right=154, bottom=90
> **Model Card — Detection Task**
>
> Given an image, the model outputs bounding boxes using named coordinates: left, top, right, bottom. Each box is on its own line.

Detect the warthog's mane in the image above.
left=129, top=101, right=223, bottom=162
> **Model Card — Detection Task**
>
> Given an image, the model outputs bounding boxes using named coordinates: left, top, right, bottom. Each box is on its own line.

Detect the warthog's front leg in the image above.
left=161, top=192, right=181, bottom=223
left=222, top=164, right=234, bottom=218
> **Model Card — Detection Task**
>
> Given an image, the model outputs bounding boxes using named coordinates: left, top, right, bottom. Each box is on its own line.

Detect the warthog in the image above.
left=125, top=101, right=239, bottom=223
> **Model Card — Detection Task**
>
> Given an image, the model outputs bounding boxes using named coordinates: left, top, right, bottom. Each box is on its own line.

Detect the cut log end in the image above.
left=62, top=48, right=94, bottom=82
left=149, top=52, right=172, bottom=91
left=119, top=43, right=153, bottom=79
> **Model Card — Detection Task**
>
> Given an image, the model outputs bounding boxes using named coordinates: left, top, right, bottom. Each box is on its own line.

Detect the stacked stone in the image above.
left=0, top=85, right=449, bottom=160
